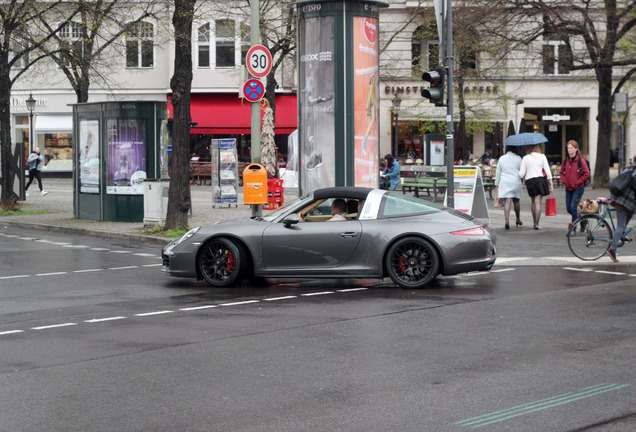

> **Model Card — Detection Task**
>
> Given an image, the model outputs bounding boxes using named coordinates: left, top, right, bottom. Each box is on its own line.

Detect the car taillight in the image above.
left=451, top=226, right=486, bottom=236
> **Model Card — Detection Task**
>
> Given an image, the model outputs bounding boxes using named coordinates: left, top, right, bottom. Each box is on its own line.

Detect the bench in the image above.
left=400, top=176, right=447, bottom=202
left=190, top=161, right=211, bottom=185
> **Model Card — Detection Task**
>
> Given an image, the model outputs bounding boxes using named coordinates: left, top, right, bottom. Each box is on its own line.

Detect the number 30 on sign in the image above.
left=246, top=45, right=272, bottom=78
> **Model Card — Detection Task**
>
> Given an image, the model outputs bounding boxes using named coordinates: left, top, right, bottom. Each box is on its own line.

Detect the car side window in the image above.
left=380, top=193, right=442, bottom=218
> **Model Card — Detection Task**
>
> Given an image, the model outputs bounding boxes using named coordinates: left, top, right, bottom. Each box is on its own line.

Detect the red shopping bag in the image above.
left=545, top=197, right=557, bottom=216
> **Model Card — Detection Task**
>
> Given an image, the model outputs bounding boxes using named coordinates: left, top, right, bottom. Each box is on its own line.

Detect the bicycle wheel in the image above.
left=567, top=215, right=613, bottom=261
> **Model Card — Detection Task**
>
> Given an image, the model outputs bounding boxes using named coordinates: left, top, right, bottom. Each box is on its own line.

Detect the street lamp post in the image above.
left=514, top=97, right=524, bottom=133
left=26, top=93, right=36, bottom=151
left=391, top=95, right=401, bottom=156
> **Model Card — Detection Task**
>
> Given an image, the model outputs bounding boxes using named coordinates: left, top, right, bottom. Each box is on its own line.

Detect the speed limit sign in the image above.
left=246, top=45, right=272, bottom=78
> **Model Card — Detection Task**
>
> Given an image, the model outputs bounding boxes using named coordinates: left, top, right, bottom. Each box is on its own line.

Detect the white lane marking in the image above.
left=73, top=269, right=103, bottom=273
left=0, top=330, right=24, bottom=336
left=337, top=288, right=368, bottom=292
left=594, top=270, right=626, bottom=276
left=108, top=266, right=138, bottom=270
left=219, top=300, right=260, bottom=306
left=110, top=250, right=133, bottom=254
left=489, top=268, right=516, bottom=273
left=90, top=248, right=110, bottom=251
left=264, top=296, right=298, bottom=301
left=142, top=263, right=162, bottom=267
left=32, top=323, right=77, bottom=330
left=301, top=291, right=334, bottom=296
left=50, top=242, right=71, bottom=246
left=564, top=267, right=595, bottom=272
left=4, top=235, right=19, bottom=238
left=35, top=272, right=68, bottom=276
left=20, top=237, right=36, bottom=241
left=85, top=316, right=127, bottom=323
left=63, top=245, right=90, bottom=249
left=134, top=253, right=157, bottom=257
left=466, top=271, right=490, bottom=276
left=135, top=310, right=174, bottom=317
left=180, top=305, right=218, bottom=311
left=0, top=275, right=29, bottom=280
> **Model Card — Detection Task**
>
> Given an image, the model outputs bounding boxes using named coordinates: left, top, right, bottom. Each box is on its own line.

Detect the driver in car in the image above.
left=328, top=199, right=348, bottom=221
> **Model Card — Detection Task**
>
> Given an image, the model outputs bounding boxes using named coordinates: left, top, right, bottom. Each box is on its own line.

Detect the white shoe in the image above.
left=25, top=191, right=29, bottom=197
left=41, top=190, right=48, bottom=196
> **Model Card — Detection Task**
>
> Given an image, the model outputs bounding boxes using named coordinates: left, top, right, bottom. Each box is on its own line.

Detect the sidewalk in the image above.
left=1, top=178, right=629, bottom=264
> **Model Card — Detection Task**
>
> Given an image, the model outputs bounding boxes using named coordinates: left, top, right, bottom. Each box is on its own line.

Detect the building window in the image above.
left=10, top=39, right=29, bottom=69
left=542, top=40, right=572, bottom=75
left=126, top=21, right=154, bottom=68
left=197, top=23, right=210, bottom=68
left=197, top=20, right=249, bottom=69
left=59, top=22, right=83, bottom=66
left=412, top=23, right=439, bottom=76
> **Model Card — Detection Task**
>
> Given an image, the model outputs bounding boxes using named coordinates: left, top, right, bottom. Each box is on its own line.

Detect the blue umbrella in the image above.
left=504, top=132, right=548, bottom=146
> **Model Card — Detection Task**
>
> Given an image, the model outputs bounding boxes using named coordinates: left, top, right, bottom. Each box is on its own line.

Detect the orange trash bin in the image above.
left=243, top=164, right=268, bottom=205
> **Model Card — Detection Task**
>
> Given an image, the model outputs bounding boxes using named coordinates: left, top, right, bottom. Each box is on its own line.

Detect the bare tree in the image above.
left=480, top=0, right=636, bottom=186
left=0, top=0, right=71, bottom=210
left=165, top=0, right=196, bottom=230
left=37, top=0, right=160, bottom=103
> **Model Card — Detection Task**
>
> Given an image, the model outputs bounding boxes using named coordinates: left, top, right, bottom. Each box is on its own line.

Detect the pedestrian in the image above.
left=25, top=147, right=48, bottom=197
left=606, top=158, right=636, bottom=262
left=495, top=145, right=523, bottom=229
left=480, top=150, right=492, bottom=165
left=559, top=140, right=590, bottom=231
left=381, top=154, right=401, bottom=191
left=519, top=144, right=552, bottom=230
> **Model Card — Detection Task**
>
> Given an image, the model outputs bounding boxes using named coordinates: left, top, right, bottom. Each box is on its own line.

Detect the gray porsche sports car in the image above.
left=162, top=187, right=496, bottom=289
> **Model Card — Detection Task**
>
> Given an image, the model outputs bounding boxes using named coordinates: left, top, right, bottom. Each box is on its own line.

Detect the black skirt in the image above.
left=525, top=177, right=550, bottom=197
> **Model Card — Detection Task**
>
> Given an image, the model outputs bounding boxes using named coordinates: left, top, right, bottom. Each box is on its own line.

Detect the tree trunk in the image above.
left=165, top=0, right=196, bottom=230
left=593, top=66, right=613, bottom=188
left=0, top=60, right=19, bottom=210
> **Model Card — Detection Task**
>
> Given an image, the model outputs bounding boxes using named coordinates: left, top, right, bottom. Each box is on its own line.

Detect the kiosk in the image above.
left=72, top=101, right=168, bottom=222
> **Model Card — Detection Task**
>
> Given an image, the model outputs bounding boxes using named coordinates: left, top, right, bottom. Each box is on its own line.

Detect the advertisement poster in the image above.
left=430, top=140, right=445, bottom=165
left=106, top=118, right=147, bottom=195
left=298, top=16, right=335, bottom=192
left=79, top=120, right=100, bottom=193
left=353, top=16, right=380, bottom=188
left=445, top=166, right=490, bottom=220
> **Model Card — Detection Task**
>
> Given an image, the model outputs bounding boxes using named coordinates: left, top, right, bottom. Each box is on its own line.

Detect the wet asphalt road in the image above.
left=0, top=227, right=634, bottom=431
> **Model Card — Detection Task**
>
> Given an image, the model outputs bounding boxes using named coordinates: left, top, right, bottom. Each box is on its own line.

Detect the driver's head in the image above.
left=331, top=199, right=347, bottom=215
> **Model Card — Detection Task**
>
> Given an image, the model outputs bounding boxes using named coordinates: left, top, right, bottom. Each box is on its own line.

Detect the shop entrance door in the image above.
left=544, top=125, right=562, bottom=163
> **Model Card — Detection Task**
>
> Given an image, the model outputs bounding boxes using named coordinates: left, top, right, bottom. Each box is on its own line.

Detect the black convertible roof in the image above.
left=313, top=187, right=375, bottom=200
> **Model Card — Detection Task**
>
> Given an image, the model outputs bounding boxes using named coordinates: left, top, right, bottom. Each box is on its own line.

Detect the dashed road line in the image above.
left=219, top=300, right=260, bottom=306
left=0, top=330, right=24, bottom=335
left=337, top=288, right=368, bottom=292
left=85, top=316, right=127, bottom=323
left=32, top=323, right=77, bottom=330
left=135, top=311, right=174, bottom=317
left=0, top=275, right=29, bottom=280
left=179, top=305, right=218, bottom=311
left=73, top=269, right=103, bottom=273
left=108, top=266, right=138, bottom=270
left=35, top=272, right=68, bottom=276
left=301, top=291, right=335, bottom=296
left=264, top=296, right=298, bottom=301
left=110, top=250, right=133, bottom=254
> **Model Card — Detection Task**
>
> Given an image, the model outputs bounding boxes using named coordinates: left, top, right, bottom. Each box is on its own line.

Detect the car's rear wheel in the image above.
left=198, top=238, right=247, bottom=287
left=385, top=237, right=439, bottom=289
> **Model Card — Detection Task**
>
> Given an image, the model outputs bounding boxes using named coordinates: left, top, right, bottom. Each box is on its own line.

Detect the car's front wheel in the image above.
left=198, top=238, right=247, bottom=287
left=385, top=237, right=439, bottom=289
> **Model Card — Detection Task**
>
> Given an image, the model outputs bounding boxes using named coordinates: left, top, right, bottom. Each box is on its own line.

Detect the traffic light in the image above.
left=422, top=66, right=445, bottom=106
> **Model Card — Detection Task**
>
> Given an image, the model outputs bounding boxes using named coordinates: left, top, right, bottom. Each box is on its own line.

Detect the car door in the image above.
left=262, top=219, right=362, bottom=270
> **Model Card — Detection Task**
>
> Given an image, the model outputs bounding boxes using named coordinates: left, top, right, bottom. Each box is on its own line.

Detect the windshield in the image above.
left=261, top=196, right=306, bottom=221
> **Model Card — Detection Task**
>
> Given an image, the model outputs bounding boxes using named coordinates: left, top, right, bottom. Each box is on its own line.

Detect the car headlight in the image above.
left=176, top=227, right=200, bottom=245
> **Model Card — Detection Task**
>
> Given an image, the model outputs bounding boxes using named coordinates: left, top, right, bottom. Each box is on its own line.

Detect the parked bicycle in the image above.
left=567, top=198, right=634, bottom=260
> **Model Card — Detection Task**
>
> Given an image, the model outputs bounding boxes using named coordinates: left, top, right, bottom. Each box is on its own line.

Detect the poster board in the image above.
left=444, top=166, right=490, bottom=221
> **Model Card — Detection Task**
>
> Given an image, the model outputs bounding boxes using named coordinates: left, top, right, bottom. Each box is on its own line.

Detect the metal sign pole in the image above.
left=250, top=0, right=262, bottom=217
left=445, top=0, right=454, bottom=208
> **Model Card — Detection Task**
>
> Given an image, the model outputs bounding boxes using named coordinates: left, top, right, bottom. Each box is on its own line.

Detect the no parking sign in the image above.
left=243, top=79, right=265, bottom=103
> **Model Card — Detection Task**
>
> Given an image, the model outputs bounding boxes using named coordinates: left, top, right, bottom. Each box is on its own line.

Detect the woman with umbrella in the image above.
left=519, top=143, right=553, bottom=230
left=495, top=145, right=523, bottom=229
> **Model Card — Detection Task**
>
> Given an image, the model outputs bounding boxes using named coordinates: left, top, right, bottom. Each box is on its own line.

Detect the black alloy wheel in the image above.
left=198, top=238, right=247, bottom=287
left=385, top=237, right=439, bottom=289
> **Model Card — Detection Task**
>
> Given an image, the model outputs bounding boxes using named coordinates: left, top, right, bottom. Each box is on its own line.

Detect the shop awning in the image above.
left=167, top=93, right=297, bottom=135
left=35, top=115, right=73, bottom=131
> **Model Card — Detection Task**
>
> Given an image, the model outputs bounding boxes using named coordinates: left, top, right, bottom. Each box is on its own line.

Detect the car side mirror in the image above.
left=283, top=214, right=300, bottom=228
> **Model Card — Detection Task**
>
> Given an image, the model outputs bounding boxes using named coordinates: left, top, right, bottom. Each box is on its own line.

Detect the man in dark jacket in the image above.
left=606, top=161, right=636, bottom=262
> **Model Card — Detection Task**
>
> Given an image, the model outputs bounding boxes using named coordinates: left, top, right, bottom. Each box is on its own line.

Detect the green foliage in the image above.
left=0, top=210, right=47, bottom=216
left=142, top=226, right=187, bottom=237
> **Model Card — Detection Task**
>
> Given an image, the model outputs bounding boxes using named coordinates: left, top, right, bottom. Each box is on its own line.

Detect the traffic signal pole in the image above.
left=250, top=0, right=262, bottom=218
left=445, top=0, right=454, bottom=208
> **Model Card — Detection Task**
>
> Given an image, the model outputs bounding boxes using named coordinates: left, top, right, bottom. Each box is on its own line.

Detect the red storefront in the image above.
left=168, top=93, right=297, bottom=162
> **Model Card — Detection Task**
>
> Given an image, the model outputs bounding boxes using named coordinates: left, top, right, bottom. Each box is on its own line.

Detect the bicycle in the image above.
left=567, top=198, right=635, bottom=260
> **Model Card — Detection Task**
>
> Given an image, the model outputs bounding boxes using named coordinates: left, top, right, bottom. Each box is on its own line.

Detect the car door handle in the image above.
left=340, top=232, right=358, bottom=238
